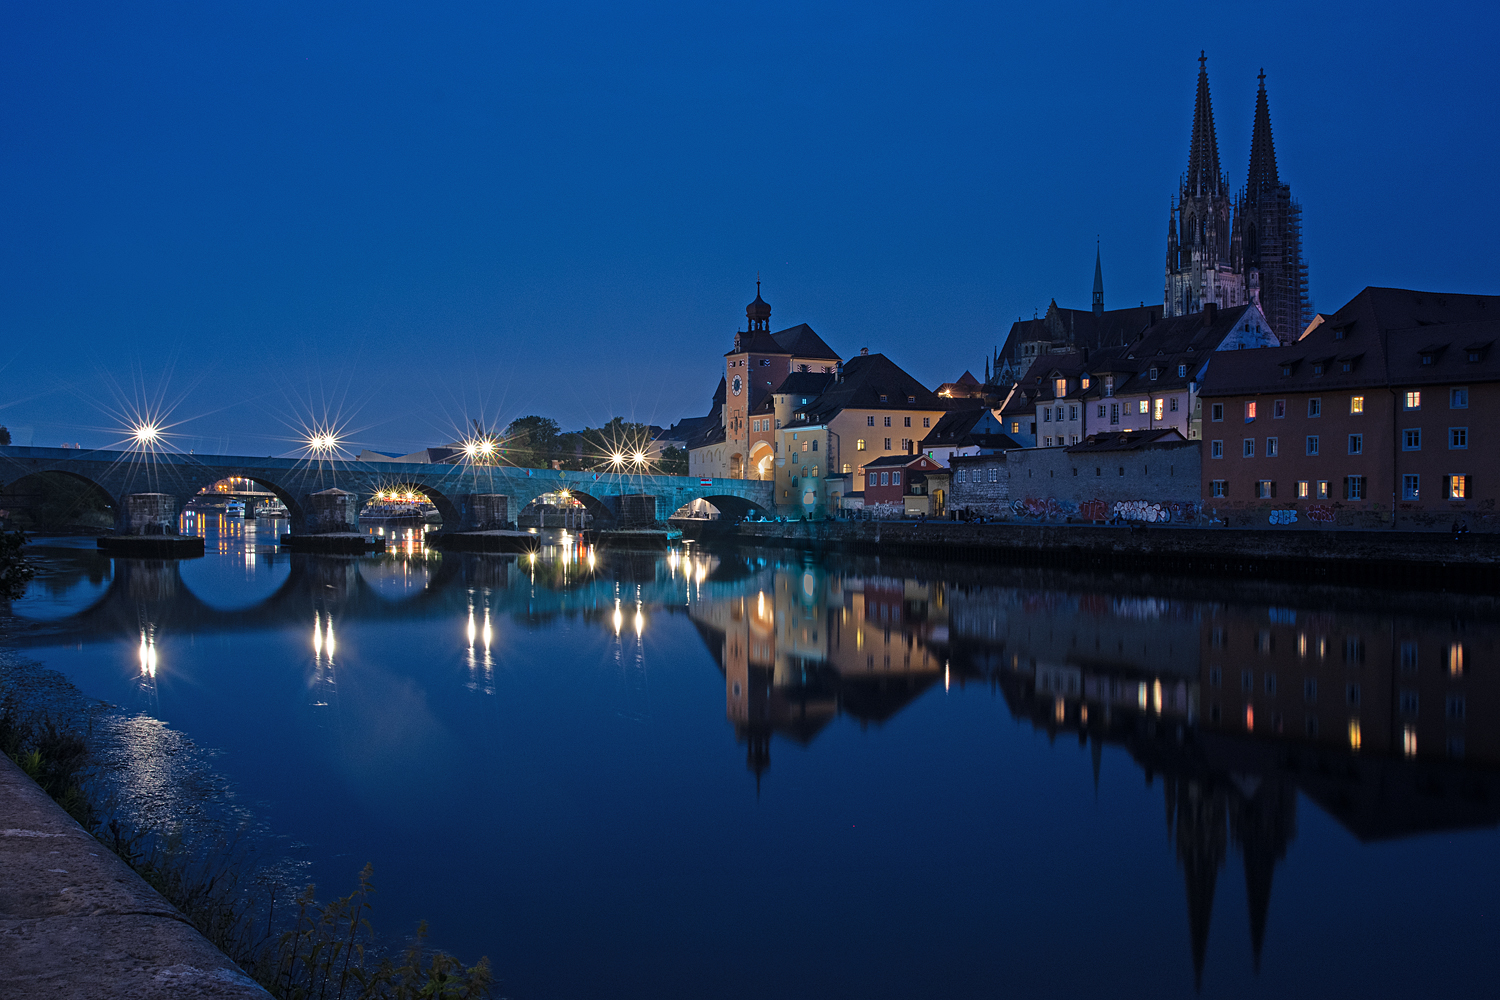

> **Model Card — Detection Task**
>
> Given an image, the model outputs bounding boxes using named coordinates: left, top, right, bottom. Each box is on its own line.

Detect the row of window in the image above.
left=1041, top=435, right=1081, bottom=447
left=852, top=438, right=912, bottom=452
left=1211, top=634, right=1466, bottom=675
left=953, top=467, right=1001, bottom=484
left=1210, top=669, right=1468, bottom=718
left=1210, top=474, right=1471, bottom=501
left=868, top=471, right=902, bottom=487
left=866, top=415, right=931, bottom=428
left=1214, top=388, right=1470, bottom=423
left=1212, top=429, right=1469, bottom=458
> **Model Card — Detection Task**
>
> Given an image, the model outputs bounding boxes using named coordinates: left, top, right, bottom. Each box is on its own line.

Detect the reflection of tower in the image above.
left=1166, top=775, right=1227, bottom=991
left=1229, top=776, right=1297, bottom=970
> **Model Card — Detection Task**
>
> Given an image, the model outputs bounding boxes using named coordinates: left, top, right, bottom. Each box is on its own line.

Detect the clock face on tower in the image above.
left=731, top=375, right=742, bottom=396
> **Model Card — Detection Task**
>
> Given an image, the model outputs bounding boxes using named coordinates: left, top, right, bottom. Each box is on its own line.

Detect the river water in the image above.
left=5, top=516, right=1499, bottom=999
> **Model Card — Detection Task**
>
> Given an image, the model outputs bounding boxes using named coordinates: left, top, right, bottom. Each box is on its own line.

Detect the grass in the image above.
left=1, top=697, right=496, bottom=999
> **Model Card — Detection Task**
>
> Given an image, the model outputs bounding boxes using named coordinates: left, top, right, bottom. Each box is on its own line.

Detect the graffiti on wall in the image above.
left=1306, top=504, right=1336, bottom=524
left=1009, top=497, right=1202, bottom=524
left=1268, top=509, right=1298, bottom=526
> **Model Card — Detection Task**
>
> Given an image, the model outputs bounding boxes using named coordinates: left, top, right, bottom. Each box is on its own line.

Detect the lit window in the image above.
left=1405, top=391, right=1421, bottom=409
left=1349, top=719, right=1361, bottom=750
left=1448, top=474, right=1469, bottom=500
left=1138, top=399, right=1149, bottom=414
left=1450, top=427, right=1468, bottom=449
left=1449, top=644, right=1464, bottom=677
left=1256, top=480, right=1274, bottom=499
left=1350, top=395, right=1364, bottom=414
left=1246, top=401, right=1257, bottom=420
left=1403, top=726, right=1417, bottom=757
left=1297, top=481, right=1309, bottom=498
left=1010, top=422, right=1020, bottom=433
left=1055, top=378, right=1067, bottom=396
left=1153, top=398, right=1164, bottom=420
left=855, top=439, right=866, bottom=451
left=1317, top=481, right=1330, bottom=499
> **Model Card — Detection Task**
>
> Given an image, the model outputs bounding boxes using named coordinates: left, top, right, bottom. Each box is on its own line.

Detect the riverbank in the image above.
left=0, top=751, right=270, bottom=998
left=733, top=520, right=1500, bottom=590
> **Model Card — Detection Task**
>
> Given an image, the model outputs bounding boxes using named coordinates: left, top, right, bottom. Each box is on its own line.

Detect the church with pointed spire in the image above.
left=1165, top=53, right=1310, bottom=342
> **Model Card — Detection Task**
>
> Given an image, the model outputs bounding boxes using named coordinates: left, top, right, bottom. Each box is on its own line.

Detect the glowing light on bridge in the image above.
left=132, top=422, right=162, bottom=446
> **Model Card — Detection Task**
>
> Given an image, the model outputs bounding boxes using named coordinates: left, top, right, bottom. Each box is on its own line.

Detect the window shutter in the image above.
left=1271, top=480, right=1277, bottom=498
left=1343, top=476, right=1350, bottom=500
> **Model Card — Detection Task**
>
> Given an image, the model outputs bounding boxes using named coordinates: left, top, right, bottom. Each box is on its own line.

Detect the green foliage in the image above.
left=503, top=415, right=561, bottom=470
left=657, top=447, right=688, bottom=476
left=0, top=425, right=10, bottom=445
left=0, top=528, right=36, bottom=599
left=0, top=700, right=96, bottom=827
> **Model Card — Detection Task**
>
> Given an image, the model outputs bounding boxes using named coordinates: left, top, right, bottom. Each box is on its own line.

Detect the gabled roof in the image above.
left=1067, top=429, right=1191, bottom=452
left=795, top=353, right=944, bottom=423
left=725, top=329, right=784, bottom=356
left=771, top=372, right=835, bottom=399
left=1201, top=287, right=1500, bottom=397
left=1000, top=302, right=1165, bottom=361
left=859, top=453, right=943, bottom=470
left=772, top=323, right=840, bottom=361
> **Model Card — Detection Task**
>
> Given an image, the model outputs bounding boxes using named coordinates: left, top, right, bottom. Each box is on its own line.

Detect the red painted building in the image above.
left=860, top=454, right=945, bottom=509
left=1199, top=287, right=1500, bottom=528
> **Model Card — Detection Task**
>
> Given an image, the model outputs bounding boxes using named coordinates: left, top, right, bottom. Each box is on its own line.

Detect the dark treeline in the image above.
left=498, top=416, right=686, bottom=475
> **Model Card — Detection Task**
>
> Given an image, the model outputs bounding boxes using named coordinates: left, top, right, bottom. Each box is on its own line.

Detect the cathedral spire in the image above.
left=1092, top=239, right=1104, bottom=318
left=1244, top=69, right=1281, bottom=201
left=1185, top=52, right=1224, bottom=198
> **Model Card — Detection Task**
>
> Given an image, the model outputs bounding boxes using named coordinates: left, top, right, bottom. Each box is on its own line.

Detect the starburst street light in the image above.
left=308, top=432, right=339, bottom=453
left=132, top=422, right=162, bottom=445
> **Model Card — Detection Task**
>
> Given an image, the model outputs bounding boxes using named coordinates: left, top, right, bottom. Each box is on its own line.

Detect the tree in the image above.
left=657, top=447, right=688, bottom=475
left=0, top=426, right=10, bottom=446
left=503, top=416, right=560, bottom=469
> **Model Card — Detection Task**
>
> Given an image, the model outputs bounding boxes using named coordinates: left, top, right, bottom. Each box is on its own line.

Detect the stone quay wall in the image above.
left=734, top=520, right=1500, bottom=591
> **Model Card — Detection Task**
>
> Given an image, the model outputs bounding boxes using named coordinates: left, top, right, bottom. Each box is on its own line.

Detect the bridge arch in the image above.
left=357, top=479, right=463, bottom=528
left=1, top=469, right=119, bottom=532
left=192, top=475, right=306, bottom=524
left=671, top=493, right=764, bottom=521
left=513, top=487, right=615, bottom=528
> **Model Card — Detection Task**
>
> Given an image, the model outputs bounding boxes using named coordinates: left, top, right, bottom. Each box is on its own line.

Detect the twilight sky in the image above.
left=2, top=1, right=1496, bottom=456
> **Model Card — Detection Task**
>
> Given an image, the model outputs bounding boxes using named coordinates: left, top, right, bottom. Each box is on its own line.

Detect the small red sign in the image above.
left=700, top=478, right=713, bottom=486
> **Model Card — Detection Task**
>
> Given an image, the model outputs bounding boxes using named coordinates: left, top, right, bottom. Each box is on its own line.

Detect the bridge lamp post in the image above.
left=131, top=422, right=161, bottom=446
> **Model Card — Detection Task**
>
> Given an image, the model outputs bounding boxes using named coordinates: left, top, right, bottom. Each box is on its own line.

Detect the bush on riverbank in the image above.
left=1, top=682, right=494, bottom=999
left=0, top=528, right=36, bottom=599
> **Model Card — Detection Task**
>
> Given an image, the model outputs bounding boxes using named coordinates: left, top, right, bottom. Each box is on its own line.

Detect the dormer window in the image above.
left=907, top=395, right=915, bottom=403
left=1469, top=351, right=1481, bottom=363
left=1334, top=328, right=1346, bottom=340
left=1178, top=364, right=1187, bottom=378
left=1312, top=363, right=1325, bottom=376
left=1281, top=365, right=1292, bottom=377
left=1054, top=378, right=1067, bottom=396
left=1104, top=376, right=1114, bottom=397
left=1149, top=367, right=1159, bottom=381
left=1421, top=353, right=1434, bottom=366
left=879, top=394, right=888, bottom=403
left=1081, top=376, right=1091, bottom=390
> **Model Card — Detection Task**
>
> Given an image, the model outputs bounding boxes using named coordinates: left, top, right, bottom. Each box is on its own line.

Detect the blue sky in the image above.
left=2, top=2, right=1496, bottom=455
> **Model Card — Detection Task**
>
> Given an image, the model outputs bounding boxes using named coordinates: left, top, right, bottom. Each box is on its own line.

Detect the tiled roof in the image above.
left=1066, top=429, right=1191, bottom=452
left=795, top=353, right=943, bottom=423
left=772, top=323, right=841, bottom=361
left=1201, top=287, right=1500, bottom=397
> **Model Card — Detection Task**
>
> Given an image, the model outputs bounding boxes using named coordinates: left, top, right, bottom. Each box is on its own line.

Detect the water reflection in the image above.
left=6, top=530, right=1499, bottom=996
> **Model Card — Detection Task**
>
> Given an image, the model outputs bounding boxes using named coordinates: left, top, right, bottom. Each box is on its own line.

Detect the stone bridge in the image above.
left=0, top=446, right=774, bottom=534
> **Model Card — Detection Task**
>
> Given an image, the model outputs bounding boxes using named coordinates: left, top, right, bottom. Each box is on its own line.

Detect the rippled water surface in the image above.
left=6, top=521, right=1500, bottom=999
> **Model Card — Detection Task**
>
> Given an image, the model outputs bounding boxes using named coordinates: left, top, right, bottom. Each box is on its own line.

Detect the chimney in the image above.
left=1203, top=302, right=1218, bottom=325
left=860, top=347, right=869, bottom=356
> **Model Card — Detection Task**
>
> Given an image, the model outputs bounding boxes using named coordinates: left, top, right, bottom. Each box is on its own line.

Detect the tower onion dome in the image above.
left=746, top=281, right=771, bottom=325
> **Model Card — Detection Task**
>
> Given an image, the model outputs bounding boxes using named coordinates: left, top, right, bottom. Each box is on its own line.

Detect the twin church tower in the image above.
left=1166, top=53, right=1309, bottom=342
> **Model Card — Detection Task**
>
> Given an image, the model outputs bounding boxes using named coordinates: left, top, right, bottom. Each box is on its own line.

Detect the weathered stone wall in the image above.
left=949, top=455, right=1010, bottom=518
left=1003, top=443, right=1202, bottom=524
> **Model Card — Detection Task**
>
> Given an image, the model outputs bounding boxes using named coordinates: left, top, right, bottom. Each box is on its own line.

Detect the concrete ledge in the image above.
left=735, top=521, right=1500, bottom=590
left=0, top=754, right=269, bottom=998
left=96, top=536, right=206, bottom=558
left=278, top=532, right=384, bottom=553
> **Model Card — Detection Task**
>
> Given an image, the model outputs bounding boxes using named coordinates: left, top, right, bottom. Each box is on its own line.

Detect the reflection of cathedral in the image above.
left=688, top=566, right=1500, bottom=985
left=943, top=583, right=1500, bottom=985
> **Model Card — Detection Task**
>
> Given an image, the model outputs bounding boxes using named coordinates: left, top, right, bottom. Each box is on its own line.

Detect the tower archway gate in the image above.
left=0, top=447, right=775, bottom=535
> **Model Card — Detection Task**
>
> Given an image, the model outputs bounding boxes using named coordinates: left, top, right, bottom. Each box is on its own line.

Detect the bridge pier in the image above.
left=462, top=493, right=511, bottom=531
